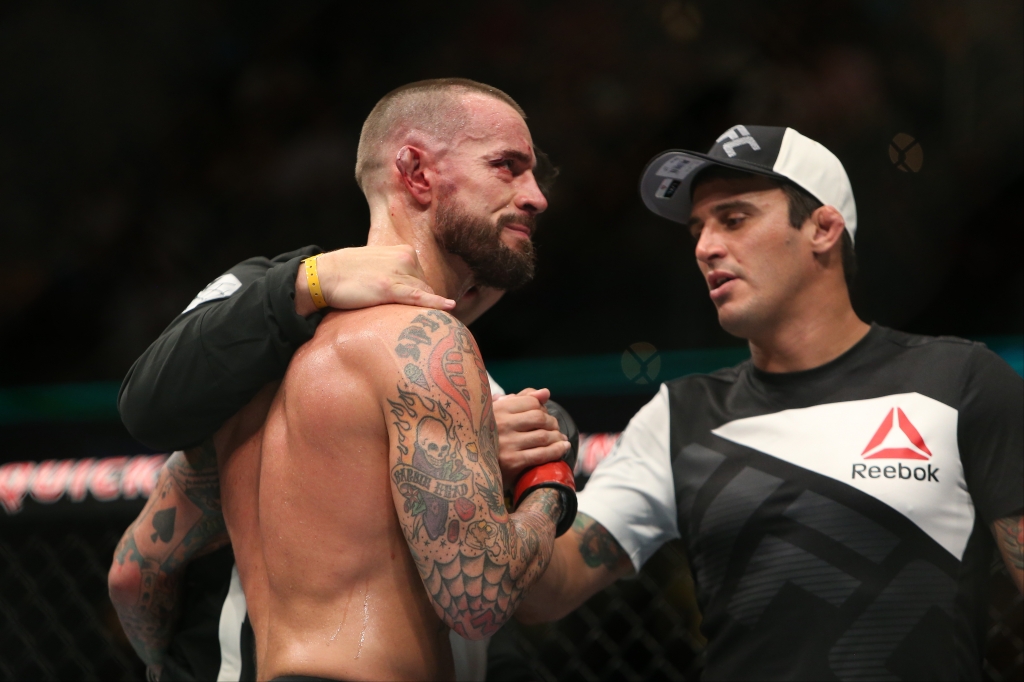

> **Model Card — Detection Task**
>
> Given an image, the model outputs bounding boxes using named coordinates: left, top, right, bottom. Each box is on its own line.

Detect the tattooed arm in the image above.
left=383, top=309, right=563, bottom=640
left=108, top=444, right=229, bottom=667
left=992, top=515, right=1024, bottom=594
left=515, top=512, right=634, bottom=624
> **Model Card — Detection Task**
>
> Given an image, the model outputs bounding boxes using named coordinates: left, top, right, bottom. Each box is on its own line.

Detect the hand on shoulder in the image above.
left=294, top=245, right=457, bottom=316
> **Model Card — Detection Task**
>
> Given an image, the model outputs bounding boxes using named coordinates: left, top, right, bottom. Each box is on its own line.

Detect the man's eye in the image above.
left=725, top=215, right=745, bottom=227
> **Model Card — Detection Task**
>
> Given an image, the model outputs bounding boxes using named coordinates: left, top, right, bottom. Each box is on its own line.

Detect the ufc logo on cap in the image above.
left=717, top=125, right=761, bottom=157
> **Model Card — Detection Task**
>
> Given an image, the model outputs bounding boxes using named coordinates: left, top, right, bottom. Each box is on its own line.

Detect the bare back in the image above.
left=217, top=304, right=561, bottom=681
left=217, top=306, right=454, bottom=681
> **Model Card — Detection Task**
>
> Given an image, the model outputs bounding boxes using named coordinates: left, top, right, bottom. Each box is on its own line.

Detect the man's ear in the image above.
left=395, top=146, right=433, bottom=206
left=808, top=205, right=846, bottom=256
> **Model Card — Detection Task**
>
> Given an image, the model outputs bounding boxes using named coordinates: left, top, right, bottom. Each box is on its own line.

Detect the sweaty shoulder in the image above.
left=303, top=303, right=456, bottom=356
left=306, top=305, right=462, bottom=363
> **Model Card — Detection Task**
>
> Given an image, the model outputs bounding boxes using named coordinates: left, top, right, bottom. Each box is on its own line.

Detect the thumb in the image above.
left=519, top=387, right=551, bottom=404
left=390, top=282, right=456, bottom=310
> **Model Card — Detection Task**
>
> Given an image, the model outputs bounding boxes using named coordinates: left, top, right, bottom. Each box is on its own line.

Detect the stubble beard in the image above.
left=435, top=191, right=537, bottom=291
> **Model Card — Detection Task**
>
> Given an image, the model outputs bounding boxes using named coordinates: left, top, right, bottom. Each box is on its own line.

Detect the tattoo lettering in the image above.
left=398, top=325, right=432, bottom=346
left=394, top=312, right=450, bottom=364
left=390, top=389, right=473, bottom=541
left=411, top=314, right=440, bottom=332
left=396, top=344, right=420, bottom=361
left=574, top=512, right=629, bottom=570
left=388, top=312, right=561, bottom=639
left=426, top=310, right=452, bottom=326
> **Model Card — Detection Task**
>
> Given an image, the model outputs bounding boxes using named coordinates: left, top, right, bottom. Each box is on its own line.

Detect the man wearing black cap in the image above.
left=518, top=125, right=1023, bottom=681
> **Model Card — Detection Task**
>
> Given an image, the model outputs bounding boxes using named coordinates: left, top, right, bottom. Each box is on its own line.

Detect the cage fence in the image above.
left=0, top=508, right=1021, bottom=681
left=514, top=536, right=1023, bottom=682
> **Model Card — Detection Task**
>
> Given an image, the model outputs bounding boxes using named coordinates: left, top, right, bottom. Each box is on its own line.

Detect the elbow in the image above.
left=118, top=390, right=188, bottom=452
left=118, top=381, right=160, bottom=450
left=108, top=557, right=142, bottom=609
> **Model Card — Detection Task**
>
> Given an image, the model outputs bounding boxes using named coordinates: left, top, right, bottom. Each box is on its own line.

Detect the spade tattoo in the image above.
left=150, top=507, right=176, bottom=544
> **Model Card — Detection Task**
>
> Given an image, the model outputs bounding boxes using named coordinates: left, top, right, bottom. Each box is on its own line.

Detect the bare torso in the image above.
left=216, top=308, right=454, bottom=681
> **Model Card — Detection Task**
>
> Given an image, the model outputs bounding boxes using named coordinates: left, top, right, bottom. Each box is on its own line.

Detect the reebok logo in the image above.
left=852, top=461, right=939, bottom=482
left=712, top=392, right=973, bottom=559
left=853, top=407, right=938, bottom=482
left=861, top=408, right=932, bottom=460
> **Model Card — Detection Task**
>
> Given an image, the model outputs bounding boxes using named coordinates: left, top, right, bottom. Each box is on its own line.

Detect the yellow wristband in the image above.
left=302, top=254, right=328, bottom=310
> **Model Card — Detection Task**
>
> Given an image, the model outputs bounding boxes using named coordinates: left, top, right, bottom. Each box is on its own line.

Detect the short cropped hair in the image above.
left=355, top=78, right=526, bottom=192
left=692, top=166, right=857, bottom=289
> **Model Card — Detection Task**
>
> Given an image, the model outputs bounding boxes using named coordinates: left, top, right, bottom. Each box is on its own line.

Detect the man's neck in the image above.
left=365, top=199, right=474, bottom=302
left=747, top=287, right=870, bottom=374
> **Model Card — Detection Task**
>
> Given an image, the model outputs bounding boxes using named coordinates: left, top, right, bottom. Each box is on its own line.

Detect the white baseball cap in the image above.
left=639, top=125, right=858, bottom=242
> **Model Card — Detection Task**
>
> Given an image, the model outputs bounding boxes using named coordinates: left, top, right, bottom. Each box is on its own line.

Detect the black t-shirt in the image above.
left=577, top=325, right=1023, bottom=681
left=119, top=245, right=324, bottom=451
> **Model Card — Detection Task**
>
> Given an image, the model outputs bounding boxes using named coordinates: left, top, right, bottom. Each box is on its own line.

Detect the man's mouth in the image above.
left=502, top=223, right=532, bottom=238
left=707, top=270, right=738, bottom=292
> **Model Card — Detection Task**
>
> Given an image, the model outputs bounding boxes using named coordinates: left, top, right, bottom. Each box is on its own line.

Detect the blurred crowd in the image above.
left=0, top=0, right=1020, bottom=385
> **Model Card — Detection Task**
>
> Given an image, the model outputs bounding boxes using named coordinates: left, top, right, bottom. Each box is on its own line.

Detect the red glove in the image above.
left=511, top=400, right=578, bottom=536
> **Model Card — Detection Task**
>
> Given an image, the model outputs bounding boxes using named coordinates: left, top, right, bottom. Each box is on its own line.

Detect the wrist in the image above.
left=294, top=254, right=332, bottom=317
left=293, top=261, right=317, bottom=316
left=513, top=461, right=577, bottom=536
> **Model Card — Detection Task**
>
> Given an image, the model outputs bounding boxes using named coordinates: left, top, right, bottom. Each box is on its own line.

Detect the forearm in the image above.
left=517, top=512, right=634, bottom=624
left=514, top=533, right=577, bottom=623
left=109, top=526, right=182, bottom=665
left=108, top=448, right=228, bottom=664
left=993, top=515, right=1024, bottom=594
left=417, top=488, right=561, bottom=640
left=507, top=488, right=563, bottom=591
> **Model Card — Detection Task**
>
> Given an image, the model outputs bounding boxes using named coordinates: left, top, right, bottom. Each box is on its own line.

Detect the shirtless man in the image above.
left=212, top=79, right=572, bottom=681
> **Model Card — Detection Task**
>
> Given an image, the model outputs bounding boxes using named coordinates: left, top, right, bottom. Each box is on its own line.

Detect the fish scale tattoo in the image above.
left=389, top=310, right=562, bottom=638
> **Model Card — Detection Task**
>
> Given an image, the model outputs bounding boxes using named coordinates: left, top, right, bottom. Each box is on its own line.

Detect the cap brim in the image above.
left=638, top=150, right=789, bottom=225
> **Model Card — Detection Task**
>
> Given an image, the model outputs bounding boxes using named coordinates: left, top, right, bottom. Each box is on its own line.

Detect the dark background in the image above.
left=0, top=0, right=1021, bottom=389
left=0, top=3, right=1021, bottom=680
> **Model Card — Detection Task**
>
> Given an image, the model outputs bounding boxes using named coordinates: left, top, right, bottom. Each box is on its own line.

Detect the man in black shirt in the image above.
left=517, top=125, right=1023, bottom=681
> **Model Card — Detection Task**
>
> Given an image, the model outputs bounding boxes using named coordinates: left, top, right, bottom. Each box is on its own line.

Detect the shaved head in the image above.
left=354, top=78, right=526, bottom=193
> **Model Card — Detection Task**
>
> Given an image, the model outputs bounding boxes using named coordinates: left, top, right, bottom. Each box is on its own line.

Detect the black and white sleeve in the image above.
left=118, top=245, right=323, bottom=451
left=958, top=343, right=1024, bottom=524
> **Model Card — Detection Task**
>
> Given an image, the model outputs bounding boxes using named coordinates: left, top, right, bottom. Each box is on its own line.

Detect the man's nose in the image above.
left=694, top=225, right=727, bottom=264
left=515, top=172, right=549, bottom=215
